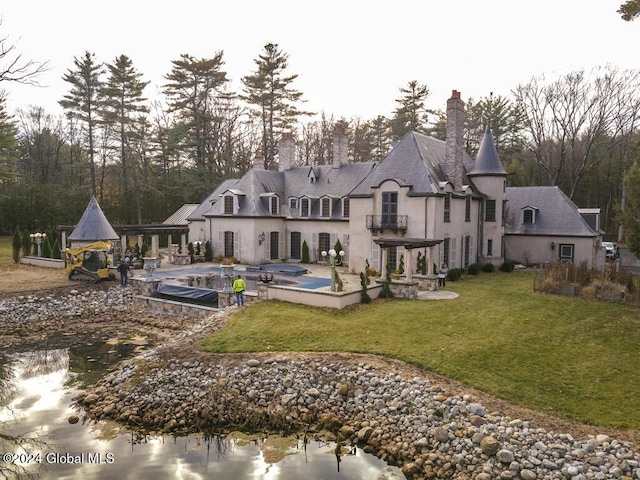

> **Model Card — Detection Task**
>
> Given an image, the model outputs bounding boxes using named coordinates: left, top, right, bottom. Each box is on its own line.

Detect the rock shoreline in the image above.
left=73, top=304, right=640, bottom=480
left=77, top=348, right=640, bottom=479
left=2, top=286, right=640, bottom=479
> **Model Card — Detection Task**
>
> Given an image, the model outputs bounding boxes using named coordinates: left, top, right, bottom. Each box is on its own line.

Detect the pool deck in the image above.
left=134, top=261, right=457, bottom=300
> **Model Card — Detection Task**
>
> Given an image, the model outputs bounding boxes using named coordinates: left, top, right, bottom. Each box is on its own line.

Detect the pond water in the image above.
left=0, top=336, right=405, bottom=480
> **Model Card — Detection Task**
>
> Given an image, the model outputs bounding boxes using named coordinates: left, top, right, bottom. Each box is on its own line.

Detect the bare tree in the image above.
left=514, top=66, right=640, bottom=199
left=0, top=18, right=48, bottom=84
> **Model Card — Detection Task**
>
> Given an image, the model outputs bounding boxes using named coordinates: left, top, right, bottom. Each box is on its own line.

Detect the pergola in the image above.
left=59, top=224, right=190, bottom=261
left=373, top=237, right=443, bottom=283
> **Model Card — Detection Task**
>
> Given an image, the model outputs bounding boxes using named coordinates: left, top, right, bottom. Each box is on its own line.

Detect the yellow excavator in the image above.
left=65, top=241, right=115, bottom=283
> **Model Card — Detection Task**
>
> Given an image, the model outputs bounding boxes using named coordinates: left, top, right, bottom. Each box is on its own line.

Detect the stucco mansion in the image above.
left=186, top=91, right=604, bottom=274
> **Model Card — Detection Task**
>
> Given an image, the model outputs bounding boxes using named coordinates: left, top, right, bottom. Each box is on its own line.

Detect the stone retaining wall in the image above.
left=131, top=295, right=218, bottom=320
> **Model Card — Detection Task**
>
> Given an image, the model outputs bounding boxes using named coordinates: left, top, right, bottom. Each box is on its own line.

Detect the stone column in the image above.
left=181, top=234, right=187, bottom=254
left=380, top=248, right=388, bottom=279
left=61, top=231, right=67, bottom=264
left=426, top=246, right=438, bottom=291
left=405, top=248, right=413, bottom=282
left=151, top=234, right=159, bottom=257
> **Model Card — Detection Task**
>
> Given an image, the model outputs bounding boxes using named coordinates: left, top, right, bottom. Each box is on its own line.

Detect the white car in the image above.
left=602, top=241, right=616, bottom=259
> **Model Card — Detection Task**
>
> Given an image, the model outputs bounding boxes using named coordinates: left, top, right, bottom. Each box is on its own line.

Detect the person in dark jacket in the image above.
left=117, top=260, right=130, bottom=286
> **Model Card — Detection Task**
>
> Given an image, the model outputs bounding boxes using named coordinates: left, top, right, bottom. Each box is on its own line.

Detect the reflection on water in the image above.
left=1, top=340, right=405, bottom=480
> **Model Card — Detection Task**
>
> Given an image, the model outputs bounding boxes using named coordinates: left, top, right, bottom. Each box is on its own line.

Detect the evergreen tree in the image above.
left=163, top=52, right=229, bottom=174
left=242, top=43, right=311, bottom=169
left=42, top=235, right=52, bottom=258
left=101, top=55, right=149, bottom=223
left=204, top=240, right=213, bottom=262
left=464, top=94, right=526, bottom=158
left=333, top=238, right=343, bottom=255
left=619, top=0, right=640, bottom=20
left=0, top=92, right=18, bottom=182
left=621, top=165, right=640, bottom=255
left=390, top=80, right=430, bottom=141
left=59, top=51, right=105, bottom=197
left=12, top=226, right=21, bottom=263
left=21, top=229, right=31, bottom=257
left=51, top=237, right=61, bottom=259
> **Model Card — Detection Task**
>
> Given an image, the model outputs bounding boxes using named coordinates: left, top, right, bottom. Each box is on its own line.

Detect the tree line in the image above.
left=1, top=37, right=640, bottom=249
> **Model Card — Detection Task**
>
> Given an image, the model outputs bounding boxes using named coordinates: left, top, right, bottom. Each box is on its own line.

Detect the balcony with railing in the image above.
left=366, top=215, right=408, bottom=233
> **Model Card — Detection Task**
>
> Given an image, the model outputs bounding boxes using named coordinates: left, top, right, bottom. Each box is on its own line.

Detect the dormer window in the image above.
left=301, top=198, right=310, bottom=217
left=523, top=209, right=533, bottom=224
left=270, top=195, right=279, bottom=215
left=224, top=195, right=234, bottom=215
left=321, top=197, right=331, bottom=217
left=308, top=168, right=317, bottom=184
left=522, top=206, right=538, bottom=224
left=289, top=198, right=298, bottom=209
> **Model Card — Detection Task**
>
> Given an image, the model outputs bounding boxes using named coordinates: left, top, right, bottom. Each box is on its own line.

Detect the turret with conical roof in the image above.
left=467, top=126, right=507, bottom=266
left=467, top=126, right=507, bottom=178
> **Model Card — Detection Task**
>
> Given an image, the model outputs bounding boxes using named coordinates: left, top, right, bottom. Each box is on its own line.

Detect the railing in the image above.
left=365, top=215, right=408, bottom=232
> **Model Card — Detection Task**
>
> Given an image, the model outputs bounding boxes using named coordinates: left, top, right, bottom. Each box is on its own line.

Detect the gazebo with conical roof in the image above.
left=66, top=196, right=119, bottom=248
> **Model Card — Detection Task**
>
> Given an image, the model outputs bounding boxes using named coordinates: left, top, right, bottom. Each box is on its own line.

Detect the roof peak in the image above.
left=467, top=127, right=507, bottom=177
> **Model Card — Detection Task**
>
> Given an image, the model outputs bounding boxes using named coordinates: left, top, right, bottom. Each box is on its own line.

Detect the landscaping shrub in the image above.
left=482, top=262, right=495, bottom=273
left=379, top=262, right=394, bottom=298
left=416, top=251, right=426, bottom=275
left=42, top=236, right=52, bottom=258
left=467, top=263, right=481, bottom=275
left=448, top=268, right=462, bottom=281
left=12, top=226, right=21, bottom=263
left=21, top=229, right=31, bottom=257
left=500, top=260, right=515, bottom=272
left=204, top=241, right=213, bottom=262
left=51, top=238, right=61, bottom=259
left=360, top=272, right=372, bottom=303
left=333, top=239, right=343, bottom=255
left=302, top=240, right=310, bottom=263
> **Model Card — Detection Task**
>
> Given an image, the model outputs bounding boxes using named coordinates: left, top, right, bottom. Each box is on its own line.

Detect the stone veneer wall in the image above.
left=131, top=295, right=218, bottom=320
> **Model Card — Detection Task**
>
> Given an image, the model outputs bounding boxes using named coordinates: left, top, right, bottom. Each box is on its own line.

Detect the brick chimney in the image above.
left=445, top=90, right=464, bottom=191
left=278, top=132, right=295, bottom=172
left=332, top=123, right=348, bottom=169
left=252, top=150, right=264, bottom=170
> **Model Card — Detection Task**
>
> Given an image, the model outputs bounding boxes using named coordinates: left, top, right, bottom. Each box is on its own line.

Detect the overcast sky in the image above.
left=1, top=0, right=638, bottom=121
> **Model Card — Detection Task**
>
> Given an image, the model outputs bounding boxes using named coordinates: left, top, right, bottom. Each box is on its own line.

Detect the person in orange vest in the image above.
left=233, top=274, right=246, bottom=306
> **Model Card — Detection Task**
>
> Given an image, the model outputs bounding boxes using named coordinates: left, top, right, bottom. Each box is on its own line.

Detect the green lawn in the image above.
left=199, top=271, right=640, bottom=429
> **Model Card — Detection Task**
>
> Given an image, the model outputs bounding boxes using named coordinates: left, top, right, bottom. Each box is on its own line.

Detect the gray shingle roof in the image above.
left=234, top=169, right=285, bottom=216
left=505, top=186, right=598, bottom=237
left=284, top=163, right=376, bottom=199
left=68, top=196, right=119, bottom=241
left=203, top=163, right=376, bottom=219
left=467, top=127, right=507, bottom=177
left=188, top=179, right=238, bottom=221
left=350, top=132, right=474, bottom=197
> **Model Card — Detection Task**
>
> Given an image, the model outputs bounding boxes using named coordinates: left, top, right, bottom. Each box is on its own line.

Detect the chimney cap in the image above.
left=334, top=123, right=347, bottom=136
left=281, top=132, right=294, bottom=140
left=451, top=90, right=461, bottom=99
